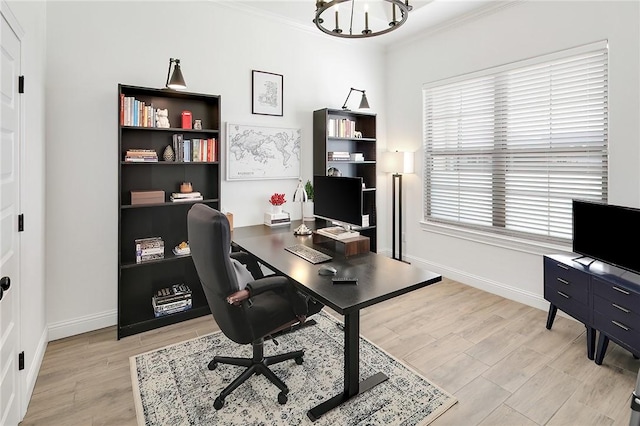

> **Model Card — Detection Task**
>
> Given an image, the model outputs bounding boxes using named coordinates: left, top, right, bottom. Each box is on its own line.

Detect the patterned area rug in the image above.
left=130, top=311, right=457, bottom=425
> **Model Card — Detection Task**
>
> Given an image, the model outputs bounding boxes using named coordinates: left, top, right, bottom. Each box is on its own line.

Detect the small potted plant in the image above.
left=303, top=180, right=315, bottom=221
left=269, top=193, right=286, bottom=214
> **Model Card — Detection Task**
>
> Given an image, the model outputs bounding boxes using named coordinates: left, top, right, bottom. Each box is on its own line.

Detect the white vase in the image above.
left=303, top=201, right=315, bottom=221
left=272, top=205, right=283, bottom=215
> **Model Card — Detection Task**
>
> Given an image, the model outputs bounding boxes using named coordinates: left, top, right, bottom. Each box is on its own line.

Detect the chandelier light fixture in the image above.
left=314, top=0, right=412, bottom=39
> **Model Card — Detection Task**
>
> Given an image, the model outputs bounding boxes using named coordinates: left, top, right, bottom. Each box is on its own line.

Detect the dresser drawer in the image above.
left=594, top=310, right=640, bottom=354
left=544, top=259, right=589, bottom=305
left=545, top=285, right=589, bottom=324
left=593, top=294, right=640, bottom=326
left=592, top=277, right=640, bottom=308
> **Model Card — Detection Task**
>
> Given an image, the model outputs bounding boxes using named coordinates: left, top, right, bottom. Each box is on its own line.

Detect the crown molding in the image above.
left=208, top=0, right=387, bottom=50
left=386, top=0, right=523, bottom=51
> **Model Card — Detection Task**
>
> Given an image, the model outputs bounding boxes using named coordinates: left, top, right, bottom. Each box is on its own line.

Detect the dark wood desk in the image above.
left=232, top=222, right=442, bottom=421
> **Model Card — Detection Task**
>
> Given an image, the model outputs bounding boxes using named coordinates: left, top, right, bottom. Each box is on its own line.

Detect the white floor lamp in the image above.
left=381, top=150, right=414, bottom=262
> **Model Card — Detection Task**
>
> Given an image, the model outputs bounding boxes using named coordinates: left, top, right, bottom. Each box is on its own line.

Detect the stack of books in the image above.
left=124, top=149, right=158, bottom=162
left=152, top=284, right=193, bottom=317
left=170, top=192, right=203, bottom=202
left=135, top=237, right=164, bottom=263
left=328, top=151, right=350, bottom=161
left=264, top=211, right=291, bottom=227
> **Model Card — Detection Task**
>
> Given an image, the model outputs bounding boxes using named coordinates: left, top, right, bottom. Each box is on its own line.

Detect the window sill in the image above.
left=419, top=220, right=572, bottom=256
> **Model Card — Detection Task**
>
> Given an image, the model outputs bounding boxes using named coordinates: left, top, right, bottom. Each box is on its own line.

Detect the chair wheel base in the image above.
left=278, top=391, right=288, bottom=405
left=295, top=356, right=304, bottom=365
left=214, top=397, right=224, bottom=410
left=208, top=361, right=217, bottom=370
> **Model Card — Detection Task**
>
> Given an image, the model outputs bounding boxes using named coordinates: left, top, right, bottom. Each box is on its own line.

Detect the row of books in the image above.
left=152, top=284, right=192, bottom=317
left=170, top=192, right=203, bottom=203
left=125, top=149, right=158, bottom=163
left=327, top=118, right=360, bottom=138
left=172, top=134, right=218, bottom=162
left=120, top=94, right=157, bottom=128
left=135, top=237, right=164, bottom=263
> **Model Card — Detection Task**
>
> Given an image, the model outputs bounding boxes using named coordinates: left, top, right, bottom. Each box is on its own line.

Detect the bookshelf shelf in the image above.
left=121, top=198, right=220, bottom=209
left=121, top=126, right=219, bottom=134
left=313, top=108, right=378, bottom=251
left=118, top=84, right=221, bottom=339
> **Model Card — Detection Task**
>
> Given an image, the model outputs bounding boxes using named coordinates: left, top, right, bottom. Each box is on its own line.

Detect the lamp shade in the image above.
left=168, top=63, right=186, bottom=89
left=359, top=92, right=370, bottom=109
left=380, top=151, right=414, bottom=174
left=165, top=58, right=187, bottom=90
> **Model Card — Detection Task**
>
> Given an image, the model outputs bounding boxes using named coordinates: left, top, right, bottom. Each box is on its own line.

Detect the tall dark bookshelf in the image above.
left=313, top=108, right=377, bottom=251
left=117, top=84, right=220, bottom=338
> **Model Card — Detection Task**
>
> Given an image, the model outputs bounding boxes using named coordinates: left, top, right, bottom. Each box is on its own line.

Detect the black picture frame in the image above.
left=252, top=70, right=283, bottom=116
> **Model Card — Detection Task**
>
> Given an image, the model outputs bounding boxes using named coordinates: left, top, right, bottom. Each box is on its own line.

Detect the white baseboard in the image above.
left=48, top=309, right=117, bottom=341
left=383, top=249, right=550, bottom=312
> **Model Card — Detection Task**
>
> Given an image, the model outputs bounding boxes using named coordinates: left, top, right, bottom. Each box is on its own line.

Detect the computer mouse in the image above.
left=318, top=265, right=337, bottom=276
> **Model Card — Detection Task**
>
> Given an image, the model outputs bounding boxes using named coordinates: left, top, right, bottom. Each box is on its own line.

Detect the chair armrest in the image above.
left=245, top=276, right=289, bottom=295
left=246, top=276, right=308, bottom=318
left=226, top=289, right=250, bottom=306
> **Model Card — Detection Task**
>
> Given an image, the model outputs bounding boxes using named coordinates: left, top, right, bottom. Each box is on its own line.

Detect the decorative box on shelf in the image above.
left=131, top=190, right=165, bottom=205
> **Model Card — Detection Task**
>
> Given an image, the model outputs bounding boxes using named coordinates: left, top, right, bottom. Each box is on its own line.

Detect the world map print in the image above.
left=226, top=123, right=301, bottom=180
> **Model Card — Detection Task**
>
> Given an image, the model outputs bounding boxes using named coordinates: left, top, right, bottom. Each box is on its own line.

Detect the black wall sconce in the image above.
left=165, top=58, right=186, bottom=90
left=341, top=87, right=370, bottom=110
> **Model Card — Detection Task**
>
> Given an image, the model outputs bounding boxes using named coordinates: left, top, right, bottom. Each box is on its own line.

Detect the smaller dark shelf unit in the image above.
left=118, top=84, right=221, bottom=338
left=544, top=253, right=640, bottom=364
left=313, top=108, right=377, bottom=251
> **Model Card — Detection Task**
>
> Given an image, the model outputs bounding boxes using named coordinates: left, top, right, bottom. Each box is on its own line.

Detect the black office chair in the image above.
left=187, top=204, right=318, bottom=409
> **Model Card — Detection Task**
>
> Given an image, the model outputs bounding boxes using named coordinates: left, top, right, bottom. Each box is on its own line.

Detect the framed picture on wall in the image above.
left=252, top=70, right=283, bottom=116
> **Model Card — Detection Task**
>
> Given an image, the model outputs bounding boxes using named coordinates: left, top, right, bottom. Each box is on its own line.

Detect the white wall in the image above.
left=5, top=0, right=48, bottom=416
left=45, top=1, right=387, bottom=339
left=385, top=1, right=640, bottom=309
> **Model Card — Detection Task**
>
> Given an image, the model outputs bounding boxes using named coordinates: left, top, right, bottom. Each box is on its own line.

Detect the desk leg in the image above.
left=307, top=312, right=389, bottom=422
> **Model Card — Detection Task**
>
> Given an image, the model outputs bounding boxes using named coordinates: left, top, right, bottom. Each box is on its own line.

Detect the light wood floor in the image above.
left=20, top=278, right=638, bottom=425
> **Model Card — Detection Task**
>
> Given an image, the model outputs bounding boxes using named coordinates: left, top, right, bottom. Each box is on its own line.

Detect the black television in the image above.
left=572, top=199, right=640, bottom=274
left=313, top=175, right=364, bottom=229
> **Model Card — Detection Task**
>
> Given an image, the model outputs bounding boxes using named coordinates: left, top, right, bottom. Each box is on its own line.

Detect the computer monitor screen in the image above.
left=313, top=175, right=363, bottom=229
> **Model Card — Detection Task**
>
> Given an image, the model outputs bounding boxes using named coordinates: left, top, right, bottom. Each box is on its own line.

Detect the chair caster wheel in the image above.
left=208, top=361, right=217, bottom=370
left=213, top=397, right=224, bottom=410
left=278, top=392, right=288, bottom=405
left=295, top=356, right=304, bottom=365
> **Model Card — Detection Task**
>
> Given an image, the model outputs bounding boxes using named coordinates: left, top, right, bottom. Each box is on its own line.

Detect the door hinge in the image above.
left=18, top=352, right=24, bottom=370
left=18, top=214, right=24, bottom=232
left=18, top=76, right=24, bottom=94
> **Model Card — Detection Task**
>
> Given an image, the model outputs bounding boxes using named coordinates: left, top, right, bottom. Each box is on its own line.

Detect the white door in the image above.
left=0, top=8, right=22, bottom=426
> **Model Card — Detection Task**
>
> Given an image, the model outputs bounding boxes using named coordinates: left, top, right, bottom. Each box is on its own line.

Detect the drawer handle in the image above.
left=557, top=278, right=569, bottom=285
left=613, top=286, right=631, bottom=295
left=556, top=263, right=569, bottom=270
left=612, top=303, right=631, bottom=314
left=612, top=320, right=630, bottom=331
left=557, top=291, right=570, bottom=299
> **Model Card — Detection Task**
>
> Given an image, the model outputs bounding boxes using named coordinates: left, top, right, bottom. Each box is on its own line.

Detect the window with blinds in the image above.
left=422, top=41, right=608, bottom=244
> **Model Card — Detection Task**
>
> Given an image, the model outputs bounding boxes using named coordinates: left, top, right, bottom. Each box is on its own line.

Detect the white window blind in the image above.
left=423, top=42, right=608, bottom=243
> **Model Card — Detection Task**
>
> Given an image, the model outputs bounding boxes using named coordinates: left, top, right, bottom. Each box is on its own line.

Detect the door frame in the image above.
left=1, top=0, right=24, bottom=421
